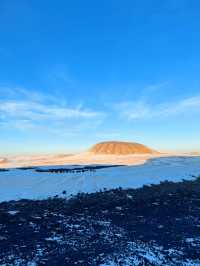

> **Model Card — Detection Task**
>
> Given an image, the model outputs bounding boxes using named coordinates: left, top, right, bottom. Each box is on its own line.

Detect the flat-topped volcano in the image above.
left=90, top=141, right=157, bottom=155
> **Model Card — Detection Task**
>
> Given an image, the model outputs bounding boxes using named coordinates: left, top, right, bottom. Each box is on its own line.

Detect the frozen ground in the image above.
left=0, top=156, right=200, bottom=202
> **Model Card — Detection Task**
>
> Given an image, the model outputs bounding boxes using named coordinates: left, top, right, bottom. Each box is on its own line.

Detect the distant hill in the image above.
left=0, top=158, right=8, bottom=164
left=90, top=141, right=158, bottom=155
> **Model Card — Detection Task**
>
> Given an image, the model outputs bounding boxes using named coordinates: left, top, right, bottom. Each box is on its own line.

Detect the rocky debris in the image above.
left=35, top=165, right=124, bottom=174
left=0, top=177, right=200, bottom=265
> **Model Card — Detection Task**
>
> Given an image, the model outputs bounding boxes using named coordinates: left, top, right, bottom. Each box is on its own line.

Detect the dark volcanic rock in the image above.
left=0, top=177, right=200, bottom=265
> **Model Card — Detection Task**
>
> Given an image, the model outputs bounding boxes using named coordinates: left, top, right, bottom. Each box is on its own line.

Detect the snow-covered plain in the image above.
left=0, top=156, right=200, bottom=202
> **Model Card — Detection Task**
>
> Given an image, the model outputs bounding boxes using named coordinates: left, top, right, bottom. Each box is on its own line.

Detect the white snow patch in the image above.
left=101, top=241, right=200, bottom=266
left=7, top=210, right=19, bottom=215
left=45, top=235, right=63, bottom=242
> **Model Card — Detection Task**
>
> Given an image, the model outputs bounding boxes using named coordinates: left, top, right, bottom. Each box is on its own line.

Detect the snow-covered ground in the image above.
left=0, top=156, right=200, bottom=202
left=0, top=152, right=161, bottom=169
left=0, top=152, right=195, bottom=168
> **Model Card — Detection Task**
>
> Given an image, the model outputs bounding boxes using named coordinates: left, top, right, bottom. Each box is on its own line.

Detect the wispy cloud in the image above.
left=116, top=96, right=200, bottom=120
left=0, top=100, right=100, bottom=120
left=139, top=82, right=169, bottom=101
left=0, top=87, right=105, bottom=134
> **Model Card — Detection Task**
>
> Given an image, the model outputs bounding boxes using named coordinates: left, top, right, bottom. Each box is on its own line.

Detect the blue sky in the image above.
left=0, top=0, right=200, bottom=155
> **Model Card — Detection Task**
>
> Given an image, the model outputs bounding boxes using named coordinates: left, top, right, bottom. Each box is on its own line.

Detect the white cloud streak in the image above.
left=0, top=101, right=100, bottom=120
left=0, top=87, right=105, bottom=134
left=116, top=96, right=200, bottom=120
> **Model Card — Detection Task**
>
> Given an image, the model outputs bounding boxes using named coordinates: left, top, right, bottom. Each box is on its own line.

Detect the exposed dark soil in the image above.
left=0, top=168, right=9, bottom=172
left=35, top=165, right=124, bottom=173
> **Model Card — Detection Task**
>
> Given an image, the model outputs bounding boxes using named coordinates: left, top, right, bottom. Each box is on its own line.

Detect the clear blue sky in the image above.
left=0, top=0, right=200, bottom=155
